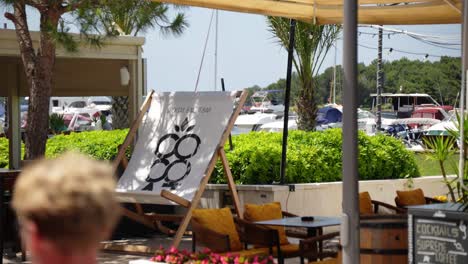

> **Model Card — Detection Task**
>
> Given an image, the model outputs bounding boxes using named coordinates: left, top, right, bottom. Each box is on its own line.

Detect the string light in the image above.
left=358, top=43, right=446, bottom=58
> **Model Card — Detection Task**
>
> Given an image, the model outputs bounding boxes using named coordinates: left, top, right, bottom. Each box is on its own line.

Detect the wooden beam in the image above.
left=160, top=190, right=192, bottom=208
left=218, top=148, right=242, bottom=218
left=113, top=90, right=154, bottom=172
left=121, top=207, right=156, bottom=229
left=101, top=244, right=156, bottom=255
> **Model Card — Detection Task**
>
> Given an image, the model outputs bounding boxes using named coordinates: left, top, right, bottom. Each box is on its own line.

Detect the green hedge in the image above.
left=45, top=129, right=130, bottom=160
left=212, top=129, right=420, bottom=184
left=0, top=130, right=130, bottom=168
left=0, top=137, right=9, bottom=168
left=0, top=129, right=420, bottom=184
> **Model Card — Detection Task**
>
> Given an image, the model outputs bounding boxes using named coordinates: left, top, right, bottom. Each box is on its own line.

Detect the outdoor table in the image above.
left=0, top=169, right=21, bottom=264
left=254, top=216, right=341, bottom=237
left=255, top=216, right=341, bottom=261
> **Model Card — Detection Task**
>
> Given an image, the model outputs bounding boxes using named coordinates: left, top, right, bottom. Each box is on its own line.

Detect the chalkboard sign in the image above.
left=409, top=203, right=468, bottom=264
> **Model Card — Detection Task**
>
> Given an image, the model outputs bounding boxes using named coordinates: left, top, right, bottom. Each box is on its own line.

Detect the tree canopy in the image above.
left=247, top=56, right=461, bottom=109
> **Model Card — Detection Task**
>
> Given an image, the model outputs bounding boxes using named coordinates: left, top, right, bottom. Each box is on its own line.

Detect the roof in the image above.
left=150, top=0, right=462, bottom=25
left=0, top=29, right=145, bottom=60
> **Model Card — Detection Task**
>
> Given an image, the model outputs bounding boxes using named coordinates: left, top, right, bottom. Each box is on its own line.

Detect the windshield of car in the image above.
left=90, top=101, right=111, bottom=105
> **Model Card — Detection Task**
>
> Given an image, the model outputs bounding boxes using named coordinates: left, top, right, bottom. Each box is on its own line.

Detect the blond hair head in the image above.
left=12, top=152, right=121, bottom=252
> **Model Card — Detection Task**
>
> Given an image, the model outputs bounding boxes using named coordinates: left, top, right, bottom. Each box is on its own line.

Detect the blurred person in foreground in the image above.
left=12, top=153, right=121, bottom=264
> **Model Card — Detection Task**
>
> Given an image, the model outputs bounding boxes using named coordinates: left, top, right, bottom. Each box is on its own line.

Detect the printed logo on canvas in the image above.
left=143, top=117, right=201, bottom=190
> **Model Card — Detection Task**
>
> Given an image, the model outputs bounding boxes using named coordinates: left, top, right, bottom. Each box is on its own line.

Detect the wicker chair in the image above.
left=394, top=188, right=442, bottom=210
left=191, top=208, right=282, bottom=262
left=360, top=191, right=405, bottom=215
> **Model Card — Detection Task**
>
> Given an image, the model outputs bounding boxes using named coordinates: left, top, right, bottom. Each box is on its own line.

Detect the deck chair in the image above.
left=112, top=90, right=247, bottom=250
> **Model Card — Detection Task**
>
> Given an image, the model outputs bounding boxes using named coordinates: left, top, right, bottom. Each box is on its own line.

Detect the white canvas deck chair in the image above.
left=113, top=90, right=247, bottom=248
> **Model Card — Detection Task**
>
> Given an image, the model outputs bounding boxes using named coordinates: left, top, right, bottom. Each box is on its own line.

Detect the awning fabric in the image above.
left=151, top=0, right=462, bottom=25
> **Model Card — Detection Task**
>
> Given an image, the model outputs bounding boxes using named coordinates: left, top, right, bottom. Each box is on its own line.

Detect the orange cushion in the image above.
left=359, top=192, right=373, bottom=215
left=396, top=188, right=426, bottom=206
left=192, top=208, right=242, bottom=251
left=244, top=202, right=289, bottom=245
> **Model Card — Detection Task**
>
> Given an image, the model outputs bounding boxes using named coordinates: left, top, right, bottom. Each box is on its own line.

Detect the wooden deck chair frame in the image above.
left=112, top=90, right=247, bottom=249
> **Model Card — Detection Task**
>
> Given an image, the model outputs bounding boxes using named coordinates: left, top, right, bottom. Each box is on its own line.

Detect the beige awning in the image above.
left=151, top=0, right=462, bottom=24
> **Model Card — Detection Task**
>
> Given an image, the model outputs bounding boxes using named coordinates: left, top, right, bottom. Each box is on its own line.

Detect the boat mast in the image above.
left=214, top=10, right=219, bottom=91
left=333, top=41, right=337, bottom=104
left=376, top=26, right=383, bottom=131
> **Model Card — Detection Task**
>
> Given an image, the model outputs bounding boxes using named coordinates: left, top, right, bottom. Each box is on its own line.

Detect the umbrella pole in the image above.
left=459, top=0, right=467, bottom=193
left=280, top=19, right=296, bottom=185
left=342, top=0, right=360, bottom=262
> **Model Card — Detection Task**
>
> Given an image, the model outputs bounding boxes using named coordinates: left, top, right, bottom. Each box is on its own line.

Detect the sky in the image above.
left=0, top=6, right=462, bottom=93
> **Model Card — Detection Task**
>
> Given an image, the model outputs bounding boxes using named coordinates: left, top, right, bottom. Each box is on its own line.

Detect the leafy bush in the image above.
left=0, top=137, right=9, bottom=168
left=0, top=130, right=130, bottom=168
left=49, top=113, right=67, bottom=134
left=45, top=129, right=130, bottom=160
left=212, top=129, right=420, bottom=184
left=1, top=129, right=420, bottom=184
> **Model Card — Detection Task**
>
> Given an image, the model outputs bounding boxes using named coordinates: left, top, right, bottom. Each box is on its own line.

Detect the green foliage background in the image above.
left=246, top=56, right=461, bottom=108
left=1, top=129, right=419, bottom=184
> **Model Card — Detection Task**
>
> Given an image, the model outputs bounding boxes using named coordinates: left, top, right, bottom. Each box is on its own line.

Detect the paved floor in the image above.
left=3, top=235, right=193, bottom=264
left=2, top=235, right=304, bottom=264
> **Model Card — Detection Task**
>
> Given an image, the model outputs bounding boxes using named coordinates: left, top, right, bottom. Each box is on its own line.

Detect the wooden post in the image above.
left=219, top=148, right=242, bottom=218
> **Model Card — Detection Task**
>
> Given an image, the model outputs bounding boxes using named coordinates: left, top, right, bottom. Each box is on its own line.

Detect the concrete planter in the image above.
left=200, top=176, right=455, bottom=217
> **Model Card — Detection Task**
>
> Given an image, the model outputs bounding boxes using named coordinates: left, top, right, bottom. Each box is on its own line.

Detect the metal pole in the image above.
left=214, top=10, right=219, bottom=91
left=342, top=0, right=360, bottom=262
left=376, top=26, right=383, bottom=131
left=333, top=42, right=337, bottom=104
left=221, top=78, right=233, bottom=151
left=459, top=0, right=468, bottom=192
left=280, top=19, right=296, bottom=185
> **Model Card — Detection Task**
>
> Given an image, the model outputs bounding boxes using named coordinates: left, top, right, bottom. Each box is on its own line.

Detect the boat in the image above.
left=315, top=106, right=342, bottom=131
left=249, top=90, right=285, bottom=114
left=370, top=93, right=452, bottom=119
left=258, top=117, right=298, bottom=132
left=233, top=112, right=279, bottom=134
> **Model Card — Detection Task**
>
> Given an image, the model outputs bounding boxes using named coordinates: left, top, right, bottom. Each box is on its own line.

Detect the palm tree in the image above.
left=267, top=18, right=340, bottom=131
left=76, top=0, right=188, bottom=129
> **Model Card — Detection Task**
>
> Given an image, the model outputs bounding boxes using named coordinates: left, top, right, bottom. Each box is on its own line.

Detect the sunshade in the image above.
left=149, top=0, right=465, bottom=263
left=151, top=0, right=462, bottom=24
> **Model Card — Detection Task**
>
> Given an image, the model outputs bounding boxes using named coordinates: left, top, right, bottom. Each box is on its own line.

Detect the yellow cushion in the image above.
left=359, top=192, right=373, bottom=215
left=397, top=188, right=426, bottom=206
left=244, top=202, right=289, bottom=245
left=225, top=248, right=270, bottom=258
left=192, top=208, right=242, bottom=251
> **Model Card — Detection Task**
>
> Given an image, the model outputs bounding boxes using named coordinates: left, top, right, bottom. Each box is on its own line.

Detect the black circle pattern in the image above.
left=143, top=130, right=201, bottom=191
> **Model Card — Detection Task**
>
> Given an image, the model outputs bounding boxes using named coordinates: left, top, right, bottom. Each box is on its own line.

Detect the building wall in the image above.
left=0, top=57, right=129, bottom=97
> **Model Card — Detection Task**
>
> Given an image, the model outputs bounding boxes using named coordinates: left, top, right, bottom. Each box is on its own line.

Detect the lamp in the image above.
left=120, top=66, right=130, bottom=86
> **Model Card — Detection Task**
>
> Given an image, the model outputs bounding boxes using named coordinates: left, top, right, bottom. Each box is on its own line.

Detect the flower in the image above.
left=150, top=247, right=275, bottom=264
